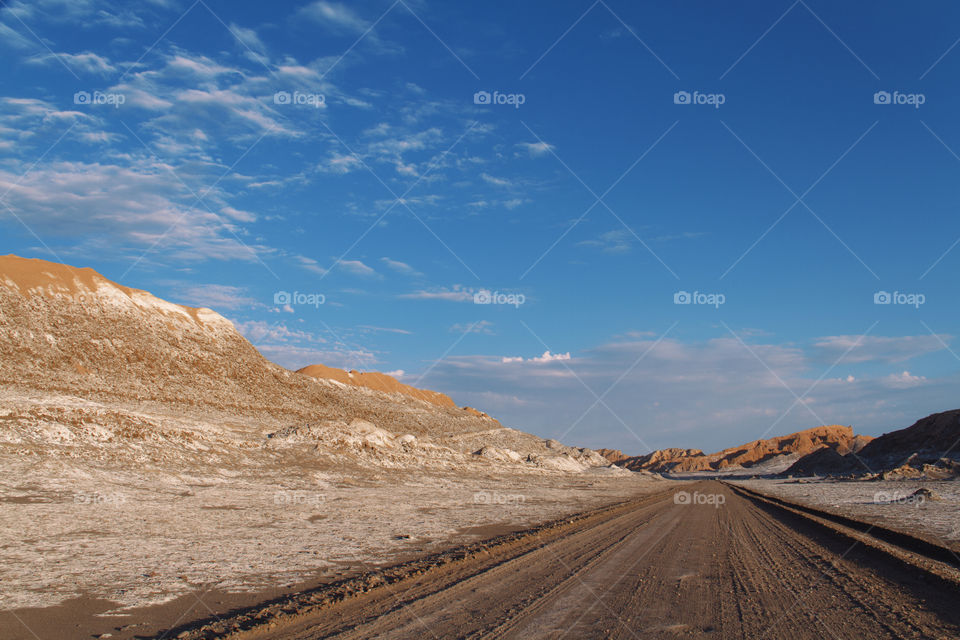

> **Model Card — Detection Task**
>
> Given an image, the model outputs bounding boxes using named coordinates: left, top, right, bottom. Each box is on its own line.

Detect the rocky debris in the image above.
left=879, top=464, right=926, bottom=481
left=474, top=446, right=524, bottom=464
left=912, top=487, right=941, bottom=501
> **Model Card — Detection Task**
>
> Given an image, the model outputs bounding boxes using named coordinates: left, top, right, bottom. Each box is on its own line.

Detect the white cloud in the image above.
left=399, top=285, right=475, bottom=302
left=234, top=319, right=376, bottom=370
left=882, top=370, right=927, bottom=388
left=0, top=20, right=34, bottom=50
left=516, top=141, right=554, bottom=157
left=175, top=284, right=255, bottom=310
left=319, top=153, right=364, bottom=174
left=28, top=51, right=116, bottom=75
left=359, top=325, right=412, bottom=335
left=220, top=206, right=257, bottom=222
left=234, top=320, right=324, bottom=345
left=813, top=335, right=950, bottom=363
left=451, top=320, right=494, bottom=335
left=339, top=259, right=378, bottom=277
left=408, top=332, right=959, bottom=452
left=578, top=229, right=633, bottom=254
left=380, top=257, right=421, bottom=276
left=501, top=350, right=571, bottom=363
left=0, top=159, right=267, bottom=262
left=295, top=255, right=328, bottom=275
left=299, top=1, right=369, bottom=33
left=228, top=23, right=267, bottom=54
left=3, top=0, right=148, bottom=28
left=481, top=172, right=514, bottom=188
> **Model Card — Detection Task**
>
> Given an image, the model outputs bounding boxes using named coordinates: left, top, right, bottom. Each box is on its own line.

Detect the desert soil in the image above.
left=0, top=464, right=655, bottom=640
left=733, top=477, right=960, bottom=550
left=176, top=480, right=960, bottom=640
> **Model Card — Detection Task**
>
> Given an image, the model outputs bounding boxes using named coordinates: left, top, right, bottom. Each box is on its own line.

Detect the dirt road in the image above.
left=173, top=481, right=960, bottom=639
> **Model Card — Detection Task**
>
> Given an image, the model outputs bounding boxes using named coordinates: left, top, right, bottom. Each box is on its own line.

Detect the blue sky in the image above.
left=2, top=0, right=959, bottom=453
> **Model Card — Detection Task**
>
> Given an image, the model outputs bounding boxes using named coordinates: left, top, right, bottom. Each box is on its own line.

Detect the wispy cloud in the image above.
left=516, top=141, right=554, bottom=157
left=175, top=284, right=255, bottom=310
left=339, top=259, right=378, bottom=277
left=578, top=229, right=633, bottom=254
left=28, top=51, right=116, bottom=75
left=451, top=320, right=494, bottom=334
left=298, top=1, right=370, bottom=33
left=399, top=285, right=475, bottom=302
left=502, top=350, right=571, bottom=363
left=813, top=335, right=950, bottom=363
left=380, top=257, right=421, bottom=276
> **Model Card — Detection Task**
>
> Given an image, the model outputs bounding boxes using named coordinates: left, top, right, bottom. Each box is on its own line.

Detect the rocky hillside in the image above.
left=603, top=426, right=871, bottom=473
left=298, top=363, right=457, bottom=409
left=0, top=254, right=613, bottom=473
left=785, top=409, right=960, bottom=477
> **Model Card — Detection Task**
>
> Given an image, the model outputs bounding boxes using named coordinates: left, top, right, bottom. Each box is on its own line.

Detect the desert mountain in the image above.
left=298, top=364, right=453, bottom=408
left=0, top=255, right=629, bottom=616
left=0, top=254, right=611, bottom=472
left=604, top=426, right=871, bottom=473
left=785, top=409, right=960, bottom=477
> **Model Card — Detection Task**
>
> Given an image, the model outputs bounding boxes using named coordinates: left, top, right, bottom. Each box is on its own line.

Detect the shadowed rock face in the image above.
left=786, top=409, right=960, bottom=477
left=604, top=426, right=870, bottom=473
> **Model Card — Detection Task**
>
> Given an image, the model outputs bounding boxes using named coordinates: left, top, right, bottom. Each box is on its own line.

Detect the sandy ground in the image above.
left=0, top=462, right=653, bottom=612
left=731, top=477, right=960, bottom=549
left=166, top=481, right=960, bottom=640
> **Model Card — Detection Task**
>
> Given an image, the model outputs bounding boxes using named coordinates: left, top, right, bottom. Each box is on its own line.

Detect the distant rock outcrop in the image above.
left=785, top=410, right=960, bottom=477
left=610, top=426, right=869, bottom=473
left=595, top=448, right=631, bottom=465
